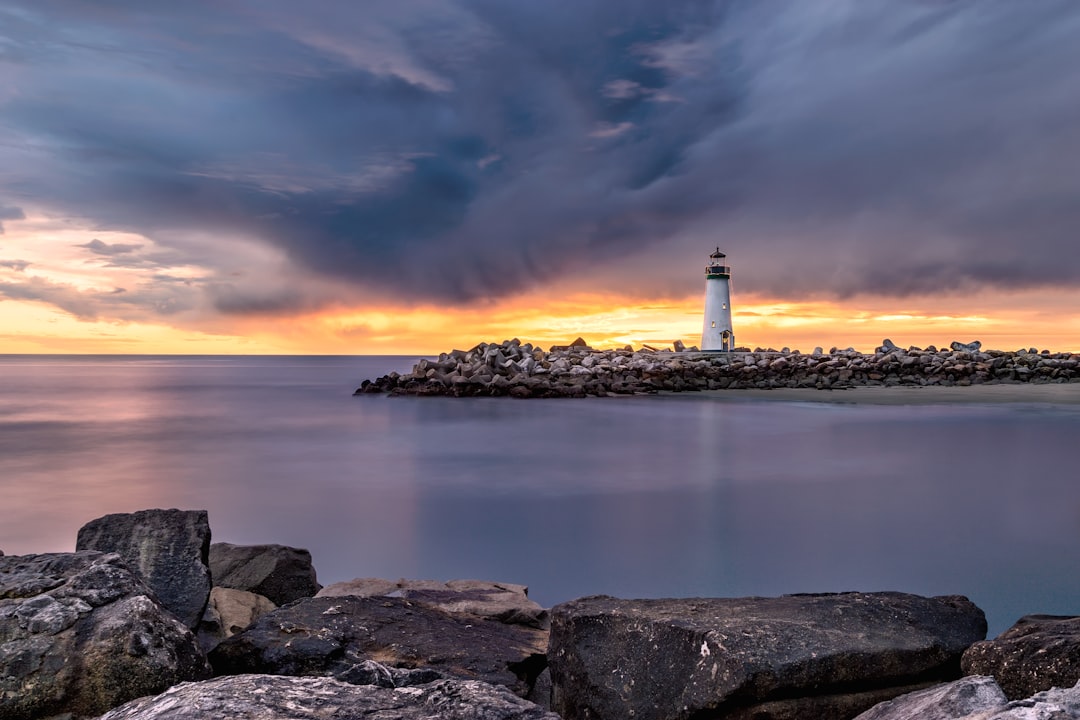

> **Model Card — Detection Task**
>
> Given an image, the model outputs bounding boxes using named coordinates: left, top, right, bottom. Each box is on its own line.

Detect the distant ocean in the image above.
left=1, top=354, right=1077, bottom=636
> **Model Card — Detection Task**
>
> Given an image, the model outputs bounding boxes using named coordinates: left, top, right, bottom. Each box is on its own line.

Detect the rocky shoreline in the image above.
left=355, top=338, right=1080, bottom=398
left=2, top=509, right=1078, bottom=720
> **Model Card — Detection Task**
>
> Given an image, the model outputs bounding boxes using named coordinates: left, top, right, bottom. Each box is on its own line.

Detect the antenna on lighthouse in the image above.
left=701, top=248, right=734, bottom=351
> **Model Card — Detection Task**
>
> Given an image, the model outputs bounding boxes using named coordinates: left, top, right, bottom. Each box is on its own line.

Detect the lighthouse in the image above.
left=701, top=248, right=735, bottom=351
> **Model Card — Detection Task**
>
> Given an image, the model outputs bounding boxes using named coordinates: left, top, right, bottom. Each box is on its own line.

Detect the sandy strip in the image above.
left=692, top=383, right=1080, bottom=405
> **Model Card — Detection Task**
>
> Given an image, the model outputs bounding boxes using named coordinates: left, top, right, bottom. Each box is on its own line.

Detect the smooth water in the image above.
left=1, top=354, right=1077, bottom=636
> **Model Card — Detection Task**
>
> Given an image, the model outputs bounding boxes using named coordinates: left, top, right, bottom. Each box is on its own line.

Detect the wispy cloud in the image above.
left=76, top=238, right=143, bottom=256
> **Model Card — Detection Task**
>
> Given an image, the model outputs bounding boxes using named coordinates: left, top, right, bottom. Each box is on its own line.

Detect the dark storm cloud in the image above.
left=1, top=0, right=1079, bottom=313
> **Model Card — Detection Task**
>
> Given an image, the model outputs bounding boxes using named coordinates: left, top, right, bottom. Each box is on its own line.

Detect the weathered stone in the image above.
left=208, top=542, right=321, bottom=606
left=951, top=340, right=982, bottom=353
left=549, top=592, right=987, bottom=720
left=209, top=595, right=549, bottom=698
left=76, top=509, right=211, bottom=629
left=0, top=551, right=211, bottom=720
left=317, top=578, right=548, bottom=628
left=93, top=674, right=563, bottom=720
left=984, top=680, right=1080, bottom=718
left=961, top=614, right=1080, bottom=700
left=196, top=587, right=276, bottom=653
left=854, top=676, right=1008, bottom=720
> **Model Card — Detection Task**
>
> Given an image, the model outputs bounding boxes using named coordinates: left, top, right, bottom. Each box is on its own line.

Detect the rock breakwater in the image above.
left=356, top=339, right=1080, bottom=398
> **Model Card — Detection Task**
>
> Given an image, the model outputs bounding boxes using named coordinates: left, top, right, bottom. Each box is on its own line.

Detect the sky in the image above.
left=1, top=0, right=1079, bottom=354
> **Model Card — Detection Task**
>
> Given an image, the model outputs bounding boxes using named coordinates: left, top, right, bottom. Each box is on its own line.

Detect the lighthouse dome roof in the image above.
left=709, top=248, right=726, bottom=259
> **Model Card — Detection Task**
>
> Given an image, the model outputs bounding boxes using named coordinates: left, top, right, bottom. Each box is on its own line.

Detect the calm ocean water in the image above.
left=0, top=354, right=1077, bottom=636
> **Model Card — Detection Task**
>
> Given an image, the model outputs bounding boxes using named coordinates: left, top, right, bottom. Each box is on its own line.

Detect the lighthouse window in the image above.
left=722, top=303, right=727, bottom=309
left=711, top=321, right=716, bottom=328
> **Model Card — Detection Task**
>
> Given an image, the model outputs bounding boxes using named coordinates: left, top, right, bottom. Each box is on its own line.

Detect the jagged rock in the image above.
left=317, top=578, right=548, bottom=628
left=0, top=551, right=211, bottom=720
left=858, top=678, right=1080, bottom=720
left=879, top=339, right=899, bottom=352
left=854, top=676, right=1008, bottom=719
left=673, top=339, right=686, bottom=352
left=208, top=542, right=321, bottom=606
left=76, top=509, right=211, bottom=629
left=951, top=340, right=982, bottom=353
left=92, top=674, right=563, bottom=720
left=196, top=587, right=276, bottom=653
left=209, top=595, right=549, bottom=698
left=961, top=614, right=1080, bottom=700
left=549, top=592, right=987, bottom=720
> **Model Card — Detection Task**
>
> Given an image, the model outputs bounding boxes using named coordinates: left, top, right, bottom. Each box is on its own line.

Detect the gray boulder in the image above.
left=962, top=614, right=1080, bottom=700
left=857, top=678, right=1080, bottom=720
left=209, top=595, right=549, bottom=698
left=76, top=509, right=211, bottom=629
left=209, top=542, right=320, bottom=605
left=950, top=340, right=982, bottom=353
left=549, top=592, right=987, bottom=720
left=93, top=674, right=562, bottom=720
left=317, top=578, right=549, bottom=628
left=0, top=551, right=211, bottom=720
left=854, top=676, right=1008, bottom=719
left=196, top=586, right=276, bottom=653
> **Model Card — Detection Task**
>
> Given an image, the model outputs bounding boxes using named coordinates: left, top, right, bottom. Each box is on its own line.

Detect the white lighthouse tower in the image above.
left=701, top=248, right=735, bottom=351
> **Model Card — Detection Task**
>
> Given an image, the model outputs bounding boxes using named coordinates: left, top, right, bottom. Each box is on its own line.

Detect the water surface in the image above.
left=1, top=354, right=1077, bottom=636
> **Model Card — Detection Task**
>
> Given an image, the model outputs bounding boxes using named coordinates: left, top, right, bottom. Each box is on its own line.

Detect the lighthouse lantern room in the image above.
left=701, top=248, right=735, bottom=351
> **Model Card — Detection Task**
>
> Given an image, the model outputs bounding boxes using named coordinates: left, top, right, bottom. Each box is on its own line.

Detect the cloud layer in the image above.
left=1, top=0, right=1079, bottom=322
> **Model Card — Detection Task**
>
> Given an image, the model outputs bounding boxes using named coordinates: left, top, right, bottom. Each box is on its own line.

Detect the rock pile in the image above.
left=355, top=339, right=1080, bottom=398
left=4, top=509, right=1080, bottom=719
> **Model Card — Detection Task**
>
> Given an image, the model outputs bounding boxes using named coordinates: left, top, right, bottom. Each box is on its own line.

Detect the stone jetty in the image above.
left=356, top=338, right=1080, bottom=398
left=3, top=509, right=1080, bottom=719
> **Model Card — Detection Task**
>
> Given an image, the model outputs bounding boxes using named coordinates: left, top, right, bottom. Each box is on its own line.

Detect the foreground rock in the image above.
left=317, top=578, right=548, bottom=628
left=357, top=338, right=1080, bottom=397
left=209, top=542, right=321, bottom=605
left=961, top=614, right=1080, bottom=700
left=210, top=595, right=549, bottom=698
left=76, top=509, right=212, bottom=629
left=854, top=676, right=1008, bottom=719
left=549, top=592, right=987, bottom=720
left=196, top=586, right=276, bottom=653
left=855, top=677, right=1080, bottom=719
left=93, top=674, right=562, bottom=720
left=0, top=552, right=211, bottom=720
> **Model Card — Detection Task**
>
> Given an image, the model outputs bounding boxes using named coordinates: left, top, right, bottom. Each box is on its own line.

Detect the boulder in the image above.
left=853, top=676, right=1008, bottom=719
left=950, top=341, right=982, bottom=353
left=209, top=542, right=321, bottom=605
left=0, top=551, right=211, bottom=720
left=317, top=578, right=548, bottom=628
left=961, top=614, right=1080, bottom=700
left=196, top=587, right=276, bottom=653
left=856, top=678, right=1080, bottom=720
left=93, top=674, right=563, bottom=720
left=549, top=592, right=987, bottom=720
left=879, top=339, right=899, bottom=352
left=76, top=509, right=211, bottom=629
left=209, top=595, right=549, bottom=698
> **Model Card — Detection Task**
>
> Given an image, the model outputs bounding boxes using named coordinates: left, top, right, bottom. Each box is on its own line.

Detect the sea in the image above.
left=1, top=354, right=1077, bottom=637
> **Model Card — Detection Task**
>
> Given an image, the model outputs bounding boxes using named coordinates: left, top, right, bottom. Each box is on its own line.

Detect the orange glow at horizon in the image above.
left=2, top=287, right=1078, bottom=356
